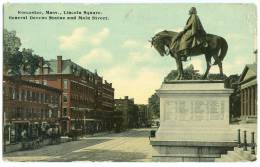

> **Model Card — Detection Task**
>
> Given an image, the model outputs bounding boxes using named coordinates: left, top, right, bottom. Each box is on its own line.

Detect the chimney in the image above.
left=57, top=55, right=62, bottom=73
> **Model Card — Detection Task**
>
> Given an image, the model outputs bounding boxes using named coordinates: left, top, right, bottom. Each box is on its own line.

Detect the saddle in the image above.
left=171, top=35, right=208, bottom=61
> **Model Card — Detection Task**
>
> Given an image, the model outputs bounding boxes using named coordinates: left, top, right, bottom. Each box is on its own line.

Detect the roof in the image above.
left=20, top=57, right=113, bottom=86
left=3, top=76, right=62, bottom=93
left=22, top=59, right=94, bottom=76
left=239, top=63, right=257, bottom=84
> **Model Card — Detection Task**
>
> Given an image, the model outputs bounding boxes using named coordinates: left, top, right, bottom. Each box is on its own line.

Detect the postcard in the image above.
left=2, top=2, right=258, bottom=163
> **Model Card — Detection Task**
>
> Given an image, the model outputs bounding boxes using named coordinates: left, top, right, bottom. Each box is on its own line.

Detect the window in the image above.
left=39, top=93, right=41, bottom=102
left=45, top=94, right=49, bottom=103
left=35, top=92, right=39, bottom=102
left=30, top=91, right=32, bottom=101
left=18, top=89, right=22, bottom=101
left=63, top=108, right=67, bottom=116
left=32, top=92, right=35, bottom=101
left=43, top=80, right=47, bottom=86
left=63, top=95, right=68, bottom=103
left=32, top=108, right=35, bottom=118
left=22, top=107, right=26, bottom=119
left=21, top=90, right=25, bottom=101
left=11, top=88, right=15, bottom=100
left=16, top=107, right=22, bottom=118
left=41, top=93, right=44, bottom=103
left=26, top=90, right=29, bottom=101
left=43, top=68, right=49, bottom=74
left=48, top=109, right=52, bottom=118
left=63, top=79, right=68, bottom=89
left=50, top=95, right=52, bottom=104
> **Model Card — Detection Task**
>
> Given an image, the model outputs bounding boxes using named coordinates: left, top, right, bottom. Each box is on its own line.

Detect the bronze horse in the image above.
left=150, top=30, right=228, bottom=80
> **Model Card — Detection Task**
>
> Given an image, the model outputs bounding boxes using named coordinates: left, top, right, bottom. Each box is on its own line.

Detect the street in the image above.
left=3, top=128, right=153, bottom=162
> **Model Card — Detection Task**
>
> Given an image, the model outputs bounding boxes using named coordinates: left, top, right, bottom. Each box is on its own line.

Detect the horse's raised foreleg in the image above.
left=202, top=54, right=211, bottom=79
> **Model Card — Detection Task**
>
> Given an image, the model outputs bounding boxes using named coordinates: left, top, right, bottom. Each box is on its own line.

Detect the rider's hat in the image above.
left=189, top=7, right=197, bottom=15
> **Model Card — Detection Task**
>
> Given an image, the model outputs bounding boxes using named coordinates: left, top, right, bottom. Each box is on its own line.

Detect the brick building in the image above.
left=21, top=56, right=114, bottom=134
left=100, top=80, right=115, bottom=131
left=3, top=76, right=62, bottom=144
left=115, top=96, right=139, bottom=129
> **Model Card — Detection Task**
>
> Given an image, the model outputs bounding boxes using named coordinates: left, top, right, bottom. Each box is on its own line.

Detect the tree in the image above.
left=148, top=93, right=160, bottom=119
left=3, top=29, right=21, bottom=62
left=3, top=29, right=22, bottom=75
left=128, top=104, right=139, bottom=128
left=165, top=64, right=201, bottom=81
left=225, top=74, right=241, bottom=120
left=208, top=73, right=227, bottom=80
left=3, top=29, right=42, bottom=76
left=21, top=48, right=41, bottom=75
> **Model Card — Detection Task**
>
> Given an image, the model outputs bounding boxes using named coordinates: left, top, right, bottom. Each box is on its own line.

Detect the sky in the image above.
left=4, top=3, right=257, bottom=104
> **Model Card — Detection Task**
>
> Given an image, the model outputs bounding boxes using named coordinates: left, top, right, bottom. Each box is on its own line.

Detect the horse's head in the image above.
left=150, top=33, right=167, bottom=57
left=149, top=30, right=177, bottom=57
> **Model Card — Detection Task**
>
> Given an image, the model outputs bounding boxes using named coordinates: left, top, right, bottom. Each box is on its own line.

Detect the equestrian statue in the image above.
left=150, top=7, right=228, bottom=80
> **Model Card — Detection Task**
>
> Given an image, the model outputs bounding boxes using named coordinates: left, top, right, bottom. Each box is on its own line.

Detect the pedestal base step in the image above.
left=150, top=139, right=236, bottom=162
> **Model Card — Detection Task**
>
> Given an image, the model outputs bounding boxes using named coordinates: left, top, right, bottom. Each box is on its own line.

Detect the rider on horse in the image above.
left=172, top=7, right=208, bottom=61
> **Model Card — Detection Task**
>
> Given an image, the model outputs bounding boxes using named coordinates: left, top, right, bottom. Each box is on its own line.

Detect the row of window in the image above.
left=4, top=107, right=58, bottom=119
left=29, top=80, right=48, bottom=86
left=3, top=86, right=59, bottom=104
left=70, top=81, right=95, bottom=94
left=70, top=94, right=95, bottom=104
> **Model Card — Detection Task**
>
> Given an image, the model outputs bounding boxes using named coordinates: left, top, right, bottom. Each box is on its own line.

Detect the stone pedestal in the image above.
left=150, top=80, right=237, bottom=162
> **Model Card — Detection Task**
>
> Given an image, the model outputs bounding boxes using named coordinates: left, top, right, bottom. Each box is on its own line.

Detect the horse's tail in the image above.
left=219, top=37, right=228, bottom=62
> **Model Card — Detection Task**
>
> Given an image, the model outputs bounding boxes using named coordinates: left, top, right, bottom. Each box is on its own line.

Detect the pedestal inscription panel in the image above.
left=164, top=99, right=225, bottom=121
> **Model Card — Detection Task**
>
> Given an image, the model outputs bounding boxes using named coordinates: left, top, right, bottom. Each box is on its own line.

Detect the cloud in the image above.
left=89, top=27, right=110, bottom=45
left=129, top=49, right=155, bottom=64
left=121, top=39, right=140, bottom=48
left=221, top=55, right=254, bottom=75
left=77, top=48, right=112, bottom=67
left=154, top=28, right=164, bottom=34
left=59, top=27, right=88, bottom=50
left=103, top=65, right=166, bottom=104
left=58, top=27, right=110, bottom=50
left=122, top=40, right=158, bottom=64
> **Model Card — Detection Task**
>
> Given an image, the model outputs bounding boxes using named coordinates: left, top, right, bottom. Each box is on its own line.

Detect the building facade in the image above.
left=21, top=56, right=115, bottom=134
left=100, top=81, right=115, bottom=131
left=239, top=64, right=257, bottom=122
left=115, top=96, right=139, bottom=129
left=137, top=104, right=150, bottom=127
left=3, top=76, right=62, bottom=144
